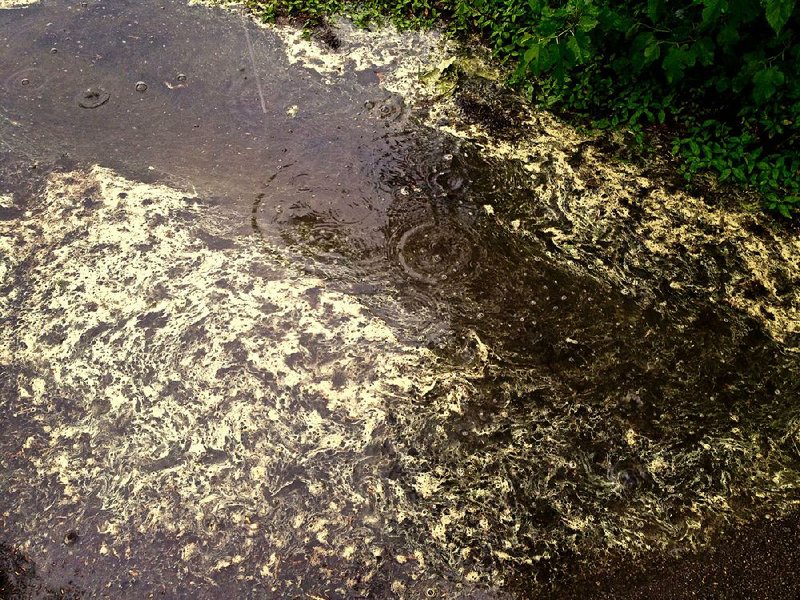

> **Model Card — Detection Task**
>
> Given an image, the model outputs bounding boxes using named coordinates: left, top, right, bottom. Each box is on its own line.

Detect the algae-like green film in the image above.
left=1, top=1, right=799, bottom=599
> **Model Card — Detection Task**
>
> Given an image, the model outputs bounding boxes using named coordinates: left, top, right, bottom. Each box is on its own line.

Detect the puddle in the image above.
left=1, top=1, right=799, bottom=598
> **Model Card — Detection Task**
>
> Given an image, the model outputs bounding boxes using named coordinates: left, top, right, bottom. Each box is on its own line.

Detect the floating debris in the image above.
left=63, top=530, right=79, bottom=546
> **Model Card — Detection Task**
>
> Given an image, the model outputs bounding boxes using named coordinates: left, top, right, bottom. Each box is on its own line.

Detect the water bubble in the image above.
left=176, top=73, right=187, bottom=82
left=135, top=81, right=148, bottom=92
left=77, top=87, right=110, bottom=109
left=616, top=469, right=639, bottom=489
left=609, top=461, right=648, bottom=492
left=6, top=68, right=45, bottom=93
left=376, top=95, right=404, bottom=122
left=395, top=220, right=478, bottom=285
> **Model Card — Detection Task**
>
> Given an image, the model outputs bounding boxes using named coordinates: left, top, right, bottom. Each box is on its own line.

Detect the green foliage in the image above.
left=234, top=0, right=800, bottom=217
left=446, top=0, right=800, bottom=217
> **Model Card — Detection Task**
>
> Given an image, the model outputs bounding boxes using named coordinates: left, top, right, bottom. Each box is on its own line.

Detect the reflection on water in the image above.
left=0, top=1, right=798, bottom=599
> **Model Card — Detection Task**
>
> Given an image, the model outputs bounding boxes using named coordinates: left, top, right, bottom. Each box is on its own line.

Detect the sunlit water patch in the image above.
left=0, top=167, right=470, bottom=598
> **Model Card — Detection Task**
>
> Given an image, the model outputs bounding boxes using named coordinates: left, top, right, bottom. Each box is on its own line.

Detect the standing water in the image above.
left=1, top=1, right=799, bottom=598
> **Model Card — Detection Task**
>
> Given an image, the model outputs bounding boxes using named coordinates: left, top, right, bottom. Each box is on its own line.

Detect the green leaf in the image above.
left=716, top=23, right=740, bottom=49
left=693, top=37, right=716, bottom=66
left=765, top=0, right=796, bottom=34
left=662, top=46, right=696, bottom=83
left=599, top=7, right=632, bottom=32
left=752, top=66, right=785, bottom=103
left=701, top=0, right=725, bottom=27
left=647, top=0, right=663, bottom=22
left=631, top=32, right=656, bottom=70
left=523, top=42, right=540, bottom=66
left=578, top=13, right=599, bottom=33
left=644, top=37, right=661, bottom=64
left=568, top=31, right=591, bottom=63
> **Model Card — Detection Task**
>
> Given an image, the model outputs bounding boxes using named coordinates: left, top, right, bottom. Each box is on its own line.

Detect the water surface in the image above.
left=1, top=1, right=799, bottom=598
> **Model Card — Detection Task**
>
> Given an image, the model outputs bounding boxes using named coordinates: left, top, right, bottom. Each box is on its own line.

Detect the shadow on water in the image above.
left=335, top=126, right=800, bottom=595
left=1, top=1, right=799, bottom=598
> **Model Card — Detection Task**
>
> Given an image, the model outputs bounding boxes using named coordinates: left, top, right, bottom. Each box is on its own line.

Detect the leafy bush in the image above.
left=449, top=0, right=799, bottom=217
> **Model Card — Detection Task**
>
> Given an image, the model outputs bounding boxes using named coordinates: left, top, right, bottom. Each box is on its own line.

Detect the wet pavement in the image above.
left=1, top=1, right=799, bottom=599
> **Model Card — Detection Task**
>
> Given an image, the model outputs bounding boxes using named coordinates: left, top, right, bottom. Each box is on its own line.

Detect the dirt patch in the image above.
left=0, top=542, right=35, bottom=599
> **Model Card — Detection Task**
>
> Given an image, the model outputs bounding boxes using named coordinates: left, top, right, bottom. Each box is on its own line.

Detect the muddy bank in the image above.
left=1, top=1, right=799, bottom=598
left=553, top=510, right=800, bottom=599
